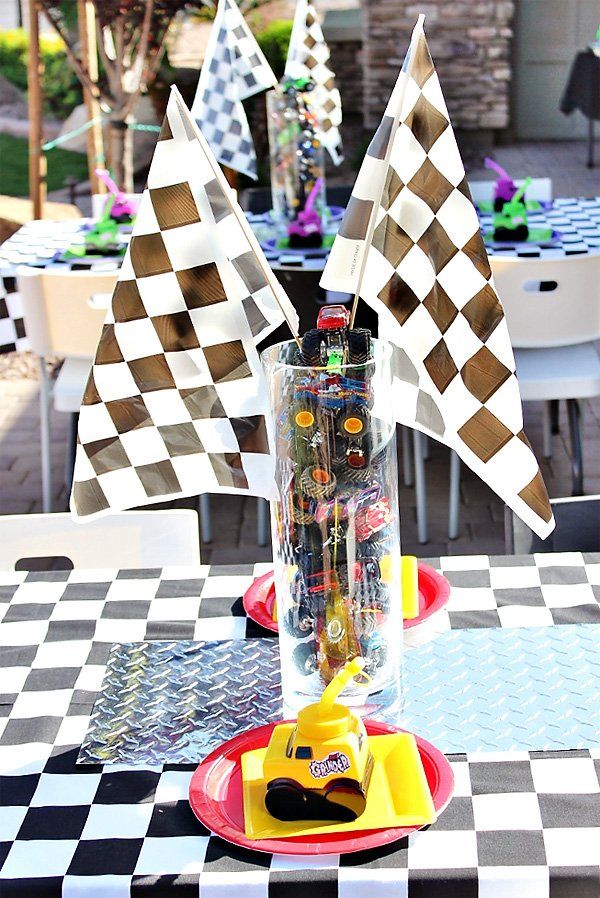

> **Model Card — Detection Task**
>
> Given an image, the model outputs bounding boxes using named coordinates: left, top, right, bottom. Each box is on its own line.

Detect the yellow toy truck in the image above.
left=263, top=658, right=373, bottom=823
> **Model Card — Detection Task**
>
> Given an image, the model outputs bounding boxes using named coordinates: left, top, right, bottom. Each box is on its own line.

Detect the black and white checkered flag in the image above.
left=321, top=17, right=554, bottom=539
left=71, top=88, right=298, bottom=519
left=191, top=0, right=277, bottom=179
left=285, top=0, right=343, bottom=165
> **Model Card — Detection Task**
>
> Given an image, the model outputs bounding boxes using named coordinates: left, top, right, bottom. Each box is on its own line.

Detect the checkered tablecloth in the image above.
left=1, top=553, right=599, bottom=897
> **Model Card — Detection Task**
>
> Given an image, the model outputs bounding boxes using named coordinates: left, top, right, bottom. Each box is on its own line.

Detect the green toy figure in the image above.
left=492, top=176, right=532, bottom=241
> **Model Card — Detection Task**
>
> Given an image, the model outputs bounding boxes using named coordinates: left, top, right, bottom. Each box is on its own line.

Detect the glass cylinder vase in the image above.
left=261, top=338, right=402, bottom=720
left=266, top=85, right=326, bottom=235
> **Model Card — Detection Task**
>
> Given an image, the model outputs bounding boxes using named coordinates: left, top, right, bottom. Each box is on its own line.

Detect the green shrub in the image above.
left=0, top=29, right=82, bottom=120
left=256, top=20, right=293, bottom=81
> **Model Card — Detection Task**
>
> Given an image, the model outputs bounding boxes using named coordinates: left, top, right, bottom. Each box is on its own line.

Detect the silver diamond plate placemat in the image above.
left=402, top=623, right=600, bottom=752
left=79, top=640, right=282, bottom=764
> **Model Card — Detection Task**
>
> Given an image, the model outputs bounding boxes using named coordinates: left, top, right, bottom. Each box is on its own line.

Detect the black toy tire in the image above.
left=324, top=779, right=366, bottom=821
left=301, top=329, right=323, bottom=367
left=348, top=329, right=371, bottom=365
left=265, top=779, right=307, bottom=821
left=293, top=640, right=317, bottom=675
left=339, top=410, right=368, bottom=441
left=300, top=465, right=336, bottom=499
left=494, top=224, right=529, bottom=242
left=286, top=606, right=314, bottom=638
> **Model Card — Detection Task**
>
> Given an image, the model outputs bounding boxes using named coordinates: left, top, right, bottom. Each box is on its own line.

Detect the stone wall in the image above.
left=362, top=0, right=515, bottom=132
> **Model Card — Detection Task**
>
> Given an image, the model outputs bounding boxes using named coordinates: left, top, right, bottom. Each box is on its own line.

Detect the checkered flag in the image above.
left=0, top=277, right=29, bottom=353
left=191, top=0, right=277, bottom=179
left=71, top=88, right=299, bottom=519
left=321, top=17, right=554, bottom=539
left=285, top=0, right=343, bottom=165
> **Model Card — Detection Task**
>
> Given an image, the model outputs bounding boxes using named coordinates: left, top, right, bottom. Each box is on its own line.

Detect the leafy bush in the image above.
left=0, top=29, right=82, bottom=120
left=255, top=20, right=292, bottom=81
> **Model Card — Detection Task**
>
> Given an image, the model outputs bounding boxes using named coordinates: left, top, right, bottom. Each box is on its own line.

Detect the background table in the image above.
left=1, top=553, right=599, bottom=896
left=2, top=197, right=600, bottom=355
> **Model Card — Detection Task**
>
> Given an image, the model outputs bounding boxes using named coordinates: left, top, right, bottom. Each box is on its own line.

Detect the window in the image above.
left=295, top=746, right=313, bottom=759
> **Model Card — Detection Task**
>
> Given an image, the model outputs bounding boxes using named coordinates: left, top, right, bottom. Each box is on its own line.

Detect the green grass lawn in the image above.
left=0, top=133, right=89, bottom=197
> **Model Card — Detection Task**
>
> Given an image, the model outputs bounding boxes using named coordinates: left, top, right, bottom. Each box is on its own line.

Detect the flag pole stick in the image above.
left=349, top=14, right=425, bottom=328
left=171, top=86, right=302, bottom=350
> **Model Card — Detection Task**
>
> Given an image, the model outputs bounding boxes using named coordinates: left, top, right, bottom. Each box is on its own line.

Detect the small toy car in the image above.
left=492, top=177, right=532, bottom=241
left=263, top=658, right=373, bottom=822
left=301, top=305, right=371, bottom=370
left=354, top=498, right=392, bottom=542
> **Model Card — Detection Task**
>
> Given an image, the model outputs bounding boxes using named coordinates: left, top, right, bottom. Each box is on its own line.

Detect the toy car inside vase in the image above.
left=262, top=310, right=402, bottom=719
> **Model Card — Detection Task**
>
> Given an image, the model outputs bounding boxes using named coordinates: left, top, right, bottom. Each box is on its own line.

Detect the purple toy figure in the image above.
left=95, top=169, right=139, bottom=223
left=484, top=158, right=524, bottom=212
left=288, top=177, right=324, bottom=248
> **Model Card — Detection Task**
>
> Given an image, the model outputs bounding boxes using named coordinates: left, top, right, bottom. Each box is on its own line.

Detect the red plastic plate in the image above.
left=242, top=563, right=450, bottom=634
left=189, top=720, right=454, bottom=856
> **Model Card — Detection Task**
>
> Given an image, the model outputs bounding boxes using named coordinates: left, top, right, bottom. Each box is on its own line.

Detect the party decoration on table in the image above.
left=401, top=623, right=600, bottom=752
left=63, top=199, right=126, bottom=259
left=242, top=557, right=450, bottom=635
left=241, top=657, right=436, bottom=837
left=263, top=307, right=403, bottom=716
left=189, top=718, right=453, bottom=855
left=284, top=0, right=343, bottom=166
left=70, top=87, right=299, bottom=518
left=491, top=176, right=531, bottom=241
left=484, top=157, right=523, bottom=211
left=95, top=168, right=139, bottom=223
left=267, top=78, right=326, bottom=238
left=191, top=0, right=277, bottom=179
left=287, top=176, right=324, bottom=247
left=320, top=15, right=554, bottom=539
left=79, top=639, right=282, bottom=765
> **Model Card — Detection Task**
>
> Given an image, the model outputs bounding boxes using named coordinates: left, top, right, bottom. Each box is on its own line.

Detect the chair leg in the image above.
left=38, top=356, right=52, bottom=514
left=64, top=412, right=78, bottom=499
left=566, top=399, right=583, bottom=496
left=257, top=498, right=269, bottom=547
left=542, top=401, right=553, bottom=459
left=413, top=430, right=428, bottom=544
left=198, top=493, right=212, bottom=543
left=401, top=426, right=414, bottom=487
left=448, top=451, right=461, bottom=540
left=550, top=399, right=560, bottom=434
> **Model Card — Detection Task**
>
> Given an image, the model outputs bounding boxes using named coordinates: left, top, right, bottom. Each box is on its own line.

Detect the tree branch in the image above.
left=39, top=0, right=110, bottom=104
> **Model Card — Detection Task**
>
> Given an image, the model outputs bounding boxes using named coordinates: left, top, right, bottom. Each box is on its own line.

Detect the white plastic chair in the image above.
left=447, top=254, right=600, bottom=538
left=494, top=253, right=600, bottom=491
left=16, top=266, right=118, bottom=513
left=91, top=193, right=143, bottom=219
left=0, top=510, right=200, bottom=570
left=468, top=178, right=552, bottom=205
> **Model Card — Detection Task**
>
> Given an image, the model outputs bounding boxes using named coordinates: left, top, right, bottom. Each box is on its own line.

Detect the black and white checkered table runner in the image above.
left=2, top=198, right=599, bottom=354
left=479, top=197, right=600, bottom=259
left=1, top=554, right=599, bottom=896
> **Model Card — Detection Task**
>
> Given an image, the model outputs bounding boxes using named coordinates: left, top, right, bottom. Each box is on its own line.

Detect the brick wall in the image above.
left=362, top=0, right=515, bottom=132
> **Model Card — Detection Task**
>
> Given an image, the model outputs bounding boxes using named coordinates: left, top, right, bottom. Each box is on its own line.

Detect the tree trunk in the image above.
left=108, top=117, right=134, bottom=192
